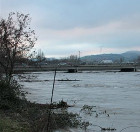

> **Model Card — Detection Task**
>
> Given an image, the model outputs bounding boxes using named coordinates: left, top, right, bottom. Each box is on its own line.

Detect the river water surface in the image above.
left=19, top=71, right=140, bottom=132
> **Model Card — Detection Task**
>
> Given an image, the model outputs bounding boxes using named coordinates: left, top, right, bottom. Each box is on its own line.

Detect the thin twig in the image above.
left=46, top=68, right=57, bottom=132
left=51, top=68, right=57, bottom=103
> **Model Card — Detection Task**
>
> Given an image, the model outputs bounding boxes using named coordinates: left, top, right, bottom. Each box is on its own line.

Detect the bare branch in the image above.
left=0, top=12, right=37, bottom=81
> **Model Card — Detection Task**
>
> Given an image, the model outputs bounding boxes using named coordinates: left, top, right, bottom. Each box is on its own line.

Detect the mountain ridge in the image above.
left=81, top=50, right=140, bottom=62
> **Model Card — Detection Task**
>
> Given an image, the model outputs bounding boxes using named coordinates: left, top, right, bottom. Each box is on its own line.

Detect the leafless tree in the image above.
left=68, top=55, right=78, bottom=65
left=0, top=12, right=37, bottom=82
left=36, top=49, right=45, bottom=62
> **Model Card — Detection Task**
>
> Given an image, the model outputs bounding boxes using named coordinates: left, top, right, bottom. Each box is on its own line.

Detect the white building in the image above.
left=100, top=60, right=113, bottom=64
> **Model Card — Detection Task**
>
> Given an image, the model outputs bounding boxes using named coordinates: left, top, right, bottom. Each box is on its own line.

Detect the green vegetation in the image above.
left=0, top=79, right=82, bottom=132
left=0, top=115, right=30, bottom=132
left=0, top=79, right=26, bottom=110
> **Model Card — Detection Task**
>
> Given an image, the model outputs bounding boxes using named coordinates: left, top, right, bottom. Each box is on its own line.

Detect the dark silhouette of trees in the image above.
left=137, top=56, right=140, bottom=64
left=0, top=12, right=37, bottom=82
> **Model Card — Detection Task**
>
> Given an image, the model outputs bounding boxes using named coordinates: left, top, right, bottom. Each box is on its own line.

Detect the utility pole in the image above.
left=79, top=51, right=80, bottom=59
left=78, top=51, right=80, bottom=65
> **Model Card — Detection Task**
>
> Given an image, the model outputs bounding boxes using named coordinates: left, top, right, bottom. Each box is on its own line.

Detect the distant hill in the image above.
left=121, top=51, right=140, bottom=61
left=81, top=51, right=140, bottom=63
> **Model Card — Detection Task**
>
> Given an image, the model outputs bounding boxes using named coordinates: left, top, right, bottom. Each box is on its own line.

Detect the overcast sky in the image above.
left=0, top=0, right=140, bottom=58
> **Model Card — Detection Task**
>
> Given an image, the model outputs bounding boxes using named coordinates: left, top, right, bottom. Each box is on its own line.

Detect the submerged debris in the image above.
left=57, top=79, right=80, bottom=81
left=93, top=125, right=116, bottom=131
left=101, top=127, right=116, bottom=131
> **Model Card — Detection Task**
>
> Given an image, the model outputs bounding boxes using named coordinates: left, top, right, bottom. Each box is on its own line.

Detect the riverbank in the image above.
left=0, top=79, right=81, bottom=132
left=0, top=99, right=81, bottom=132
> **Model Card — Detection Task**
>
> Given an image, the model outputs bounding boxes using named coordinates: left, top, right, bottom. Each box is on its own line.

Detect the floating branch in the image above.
left=57, top=79, right=80, bottom=81
left=92, top=125, right=116, bottom=131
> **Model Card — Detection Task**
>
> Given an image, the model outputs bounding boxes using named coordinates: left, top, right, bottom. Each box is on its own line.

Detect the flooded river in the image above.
left=19, top=71, right=140, bottom=132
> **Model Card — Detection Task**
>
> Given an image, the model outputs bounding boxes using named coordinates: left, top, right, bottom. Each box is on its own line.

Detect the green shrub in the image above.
left=0, top=78, right=26, bottom=110
left=31, top=110, right=81, bottom=132
left=0, top=117, right=30, bottom=132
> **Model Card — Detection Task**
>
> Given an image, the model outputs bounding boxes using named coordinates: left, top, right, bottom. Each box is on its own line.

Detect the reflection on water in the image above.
left=19, top=71, right=140, bottom=132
